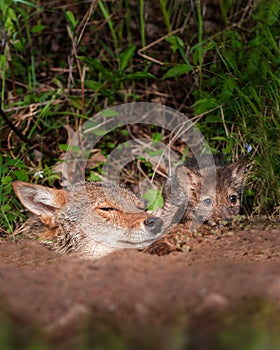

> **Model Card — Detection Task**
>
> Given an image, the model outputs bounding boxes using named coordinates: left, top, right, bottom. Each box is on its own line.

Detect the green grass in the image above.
left=0, top=0, right=279, bottom=232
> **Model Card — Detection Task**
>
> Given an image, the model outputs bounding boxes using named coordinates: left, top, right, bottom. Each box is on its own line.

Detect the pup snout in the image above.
left=144, top=216, right=163, bottom=234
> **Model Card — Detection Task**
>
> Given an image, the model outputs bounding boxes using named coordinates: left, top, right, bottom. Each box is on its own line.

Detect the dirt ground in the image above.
left=1, top=220, right=280, bottom=349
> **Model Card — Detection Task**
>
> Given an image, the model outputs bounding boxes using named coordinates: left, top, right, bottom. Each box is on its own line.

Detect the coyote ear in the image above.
left=13, top=181, right=68, bottom=225
left=230, top=155, right=249, bottom=179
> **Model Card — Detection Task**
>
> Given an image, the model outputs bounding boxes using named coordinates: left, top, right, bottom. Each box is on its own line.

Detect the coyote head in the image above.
left=13, top=181, right=163, bottom=259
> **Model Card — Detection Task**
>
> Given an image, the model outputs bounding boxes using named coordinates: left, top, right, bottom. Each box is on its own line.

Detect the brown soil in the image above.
left=1, top=220, right=280, bottom=349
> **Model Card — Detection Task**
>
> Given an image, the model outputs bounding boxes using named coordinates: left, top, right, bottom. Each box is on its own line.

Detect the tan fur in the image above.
left=13, top=181, right=163, bottom=259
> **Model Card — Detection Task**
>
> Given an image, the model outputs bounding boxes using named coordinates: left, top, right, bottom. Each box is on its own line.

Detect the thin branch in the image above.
left=0, top=106, right=54, bottom=157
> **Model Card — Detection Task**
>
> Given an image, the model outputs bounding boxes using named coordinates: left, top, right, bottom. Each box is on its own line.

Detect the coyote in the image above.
left=13, top=181, right=163, bottom=259
left=178, top=155, right=247, bottom=226
left=145, top=155, right=248, bottom=255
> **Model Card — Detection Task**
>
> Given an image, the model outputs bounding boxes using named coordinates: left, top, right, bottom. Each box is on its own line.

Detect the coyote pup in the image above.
left=145, top=155, right=248, bottom=255
left=13, top=181, right=163, bottom=259
left=175, top=155, right=248, bottom=227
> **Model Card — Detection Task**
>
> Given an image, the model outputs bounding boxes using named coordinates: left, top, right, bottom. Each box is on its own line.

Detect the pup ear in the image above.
left=230, top=155, right=249, bottom=179
left=13, top=181, right=68, bottom=226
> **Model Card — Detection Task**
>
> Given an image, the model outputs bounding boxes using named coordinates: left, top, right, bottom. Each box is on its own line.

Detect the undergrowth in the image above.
left=0, top=0, right=279, bottom=233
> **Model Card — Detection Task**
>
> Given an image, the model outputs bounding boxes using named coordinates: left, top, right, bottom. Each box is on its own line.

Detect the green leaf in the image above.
left=100, top=109, right=119, bottom=117
left=193, top=98, right=219, bottom=115
left=13, top=0, right=41, bottom=9
left=165, top=35, right=185, bottom=53
left=89, top=173, right=102, bottom=182
left=59, top=144, right=81, bottom=152
left=1, top=204, right=11, bottom=211
left=68, top=96, right=83, bottom=110
left=65, top=10, right=77, bottom=31
left=14, top=169, right=28, bottom=181
left=162, top=64, right=193, bottom=79
left=137, top=156, right=147, bottom=162
left=121, top=129, right=129, bottom=136
left=143, top=188, right=163, bottom=210
left=84, top=80, right=103, bottom=91
left=152, top=132, right=162, bottom=142
left=31, top=24, right=48, bottom=33
left=119, top=45, right=136, bottom=73
left=1, top=176, right=12, bottom=185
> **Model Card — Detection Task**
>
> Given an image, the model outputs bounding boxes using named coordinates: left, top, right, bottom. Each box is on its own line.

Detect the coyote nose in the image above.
left=144, top=216, right=163, bottom=234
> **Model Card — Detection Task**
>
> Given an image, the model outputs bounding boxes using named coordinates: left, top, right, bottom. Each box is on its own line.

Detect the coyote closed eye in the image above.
left=13, top=181, right=163, bottom=260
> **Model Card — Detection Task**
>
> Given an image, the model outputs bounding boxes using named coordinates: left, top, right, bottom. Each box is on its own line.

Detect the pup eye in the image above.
left=203, top=197, right=213, bottom=207
left=230, top=194, right=238, bottom=204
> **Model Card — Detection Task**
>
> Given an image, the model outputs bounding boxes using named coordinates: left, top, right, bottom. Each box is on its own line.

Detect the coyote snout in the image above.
left=13, top=181, right=163, bottom=259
